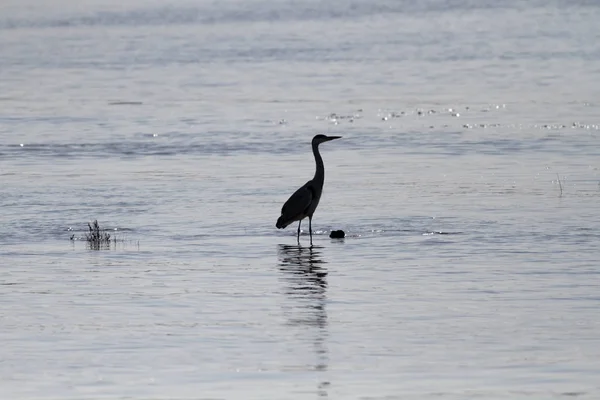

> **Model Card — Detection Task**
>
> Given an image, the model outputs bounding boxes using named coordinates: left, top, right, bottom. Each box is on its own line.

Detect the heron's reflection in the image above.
left=277, top=244, right=329, bottom=397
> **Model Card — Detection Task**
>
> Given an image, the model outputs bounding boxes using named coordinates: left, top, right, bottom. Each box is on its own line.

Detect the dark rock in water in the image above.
left=330, top=230, right=345, bottom=239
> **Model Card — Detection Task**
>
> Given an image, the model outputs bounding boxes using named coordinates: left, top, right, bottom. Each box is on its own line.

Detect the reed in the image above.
left=556, top=173, right=563, bottom=197
left=70, top=220, right=137, bottom=250
left=86, top=220, right=113, bottom=249
left=69, top=220, right=115, bottom=249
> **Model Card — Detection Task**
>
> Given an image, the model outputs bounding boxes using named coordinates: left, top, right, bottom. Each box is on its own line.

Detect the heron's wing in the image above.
left=277, top=182, right=314, bottom=228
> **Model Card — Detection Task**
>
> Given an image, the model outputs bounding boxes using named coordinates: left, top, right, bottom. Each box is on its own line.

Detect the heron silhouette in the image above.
left=276, top=134, right=341, bottom=244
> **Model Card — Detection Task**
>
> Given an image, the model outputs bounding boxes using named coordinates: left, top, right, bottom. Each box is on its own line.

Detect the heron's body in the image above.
left=276, top=134, right=341, bottom=244
left=275, top=179, right=322, bottom=229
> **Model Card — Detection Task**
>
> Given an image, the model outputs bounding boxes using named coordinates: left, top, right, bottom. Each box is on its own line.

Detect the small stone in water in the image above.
left=330, top=230, right=345, bottom=239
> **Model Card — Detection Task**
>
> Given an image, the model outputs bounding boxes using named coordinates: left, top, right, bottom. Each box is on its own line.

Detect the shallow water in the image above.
left=1, top=0, right=600, bottom=399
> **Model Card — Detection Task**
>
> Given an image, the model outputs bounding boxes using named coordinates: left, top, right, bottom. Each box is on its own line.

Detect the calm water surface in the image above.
left=1, top=0, right=599, bottom=399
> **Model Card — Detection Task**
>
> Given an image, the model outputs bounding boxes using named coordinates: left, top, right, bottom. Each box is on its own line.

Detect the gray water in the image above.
left=1, top=0, right=600, bottom=399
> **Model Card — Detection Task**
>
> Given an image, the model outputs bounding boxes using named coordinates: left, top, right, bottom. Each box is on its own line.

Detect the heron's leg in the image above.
left=309, top=216, right=313, bottom=245
left=297, top=220, right=301, bottom=243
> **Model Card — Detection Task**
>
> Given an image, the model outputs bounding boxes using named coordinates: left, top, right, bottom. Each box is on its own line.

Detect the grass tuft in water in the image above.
left=69, top=220, right=118, bottom=250
left=85, top=220, right=113, bottom=250
left=70, top=220, right=138, bottom=250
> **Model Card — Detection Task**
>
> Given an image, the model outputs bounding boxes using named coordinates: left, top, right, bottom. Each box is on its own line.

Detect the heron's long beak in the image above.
left=326, top=135, right=342, bottom=141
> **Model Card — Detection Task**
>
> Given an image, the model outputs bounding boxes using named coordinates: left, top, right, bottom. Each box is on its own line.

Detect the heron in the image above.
left=276, top=134, right=341, bottom=244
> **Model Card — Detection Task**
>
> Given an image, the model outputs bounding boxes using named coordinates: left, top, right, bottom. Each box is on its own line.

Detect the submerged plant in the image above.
left=85, top=220, right=113, bottom=250
left=69, top=220, right=136, bottom=250
left=69, top=220, right=114, bottom=249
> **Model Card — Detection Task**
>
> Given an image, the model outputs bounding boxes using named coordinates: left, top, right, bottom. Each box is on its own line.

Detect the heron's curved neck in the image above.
left=312, top=142, right=325, bottom=186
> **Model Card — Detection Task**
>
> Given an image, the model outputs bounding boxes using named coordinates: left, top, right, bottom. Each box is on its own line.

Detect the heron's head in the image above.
left=312, top=134, right=342, bottom=145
